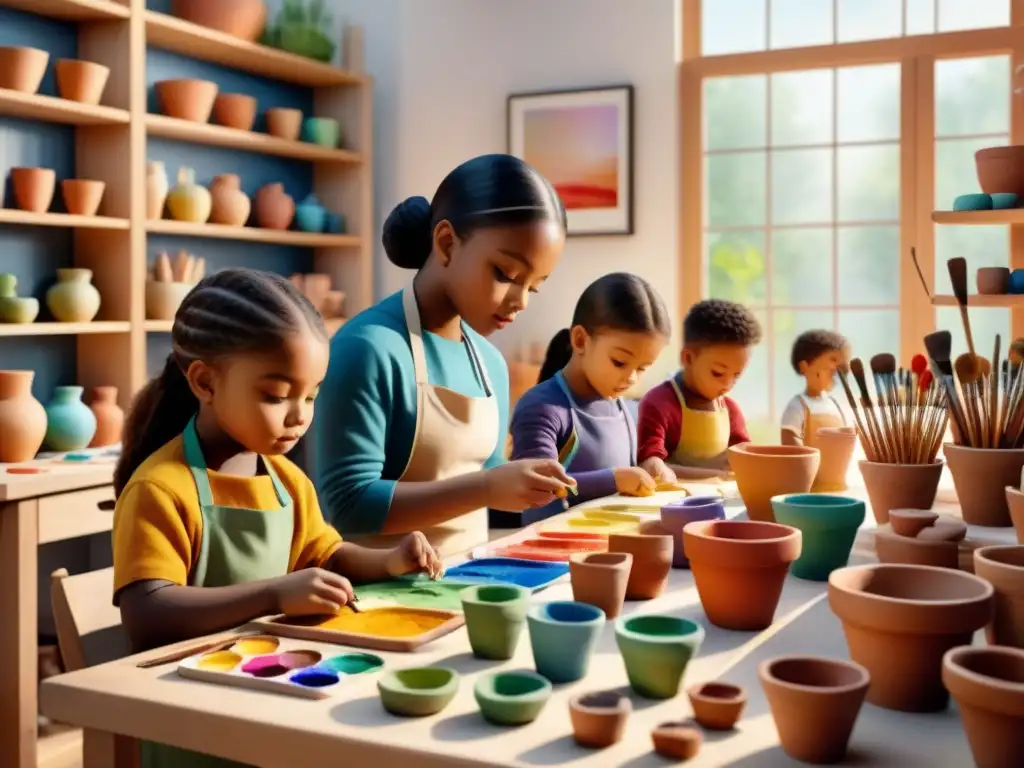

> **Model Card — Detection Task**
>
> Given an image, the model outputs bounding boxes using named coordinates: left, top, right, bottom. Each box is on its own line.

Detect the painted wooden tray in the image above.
left=176, top=634, right=384, bottom=700
left=352, top=578, right=471, bottom=612
left=447, top=557, right=568, bottom=588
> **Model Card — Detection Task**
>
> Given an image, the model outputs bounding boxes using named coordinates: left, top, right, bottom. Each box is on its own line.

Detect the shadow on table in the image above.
left=330, top=696, right=395, bottom=728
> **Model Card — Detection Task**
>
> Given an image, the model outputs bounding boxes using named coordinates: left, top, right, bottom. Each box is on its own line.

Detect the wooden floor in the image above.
left=39, top=722, right=82, bottom=768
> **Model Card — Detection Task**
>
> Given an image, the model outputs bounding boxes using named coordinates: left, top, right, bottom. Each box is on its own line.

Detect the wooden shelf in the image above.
left=146, top=219, right=361, bottom=248
left=0, top=0, right=129, bottom=21
left=144, top=320, right=173, bottom=333
left=932, top=209, right=1024, bottom=225
left=0, top=88, right=129, bottom=126
left=144, top=11, right=366, bottom=87
left=0, top=210, right=129, bottom=230
left=146, top=114, right=362, bottom=164
left=932, top=294, right=1024, bottom=307
left=0, top=321, right=130, bottom=336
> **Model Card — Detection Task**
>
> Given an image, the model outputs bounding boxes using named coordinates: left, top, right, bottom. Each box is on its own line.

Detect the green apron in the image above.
left=141, top=417, right=294, bottom=768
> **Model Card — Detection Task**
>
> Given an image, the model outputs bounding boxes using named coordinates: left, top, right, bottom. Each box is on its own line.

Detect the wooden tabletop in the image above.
left=0, top=454, right=115, bottom=501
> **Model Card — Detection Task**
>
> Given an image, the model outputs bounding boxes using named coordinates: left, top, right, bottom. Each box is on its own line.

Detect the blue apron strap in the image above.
left=182, top=416, right=216, bottom=508
left=553, top=370, right=582, bottom=409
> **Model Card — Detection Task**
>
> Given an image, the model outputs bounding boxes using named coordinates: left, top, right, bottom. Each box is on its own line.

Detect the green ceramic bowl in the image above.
left=770, top=493, right=865, bottom=581
left=378, top=667, right=459, bottom=717
left=303, top=116, right=340, bottom=148
left=473, top=670, right=552, bottom=725
left=615, top=615, right=705, bottom=699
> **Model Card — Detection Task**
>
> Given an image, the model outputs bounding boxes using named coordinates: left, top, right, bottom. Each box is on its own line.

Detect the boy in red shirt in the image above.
left=638, top=299, right=762, bottom=482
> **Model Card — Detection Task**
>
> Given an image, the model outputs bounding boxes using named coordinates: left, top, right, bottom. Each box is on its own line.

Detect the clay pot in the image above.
left=146, top=161, right=169, bottom=220
left=918, top=519, right=967, bottom=541
left=607, top=531, right=672, bottom=599
left=945, top=444, right=1024, bottom=527
left=0, top=274, right=38, bottom=325
left=166, top=167, right=212, bottom=223
left=978, top=266, right=1011, bottom=295
left=526, top=601, right=605, bottom=684
left=568, top=552, right=631, bottom=619
left=88, top=386, right=123, bottom=448
left=770, top=493, right=866, bottom=581
left=1009, top=487, right=1024, bottom=543
left=155, top=79, right=218, bottom=123
left=686, top=681, right=746, bottom=730
left=45, top=386, right=97, bottom=452
left=46, top=269, right=100, bottom=322
left=976, top=146, right=1024, bottom=197
left=0, top=371, right=47, bottom=463
left=568, top=691, right=631, bottom=748
left=683, top=519, right=802, bottom=631
left=0, top=47, right=49, bottom=94
left=759, top=655, right=870, bottom=764
left=460, top=584, right=529, bottom=661
left=651, top=722, right=702, bottom=760
left=943, top=645, right=1024, bottom=768
left=209, top=174, right=251, bottom=227
left=11, top=168, right=55, bottom=213
left=145, top=281, right=192, bottom=321
left=172, top=0, right=267, bottom=42
left=615, top=615, right=705, bottom=699
left=474, top=671, right=551, bottom=726
left=265, top=108, right=303, bottom=141
left=974, top=545, right=1024, bottom=648
left=54, top=59, right=109, bottom=105
left=858, top=460, right=943, bottom=524
left=890, top=508, right=940, bottom=537
left=61, top=180, right=104, bottom=217
left=254, top=183, right=295, bottom=230
left=813, top=426, right=857, bottom=492
left=828, top=563, right=994, bottom=712
left=727, top=443, right=820, bottom=522
left=660, top=496, right=726, bottom=567
left=213, top=93, right=257, bottom=131
left=874, top=529, right=959, bottom=569
left=377, top=667, right=459, bottom=717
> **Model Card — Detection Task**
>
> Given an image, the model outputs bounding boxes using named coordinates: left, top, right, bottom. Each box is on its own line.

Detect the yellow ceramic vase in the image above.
left=166, top=166, right=212, bottom=223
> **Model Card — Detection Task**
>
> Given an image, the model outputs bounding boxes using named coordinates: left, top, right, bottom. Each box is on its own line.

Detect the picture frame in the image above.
left=507, top=85, right=635, bottom=237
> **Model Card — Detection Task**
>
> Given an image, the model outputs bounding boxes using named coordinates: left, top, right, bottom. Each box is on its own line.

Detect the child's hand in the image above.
left=614, top=466, right=657, bottom=496
left=272, top=568, right=354, bottom=615
left=386, top=531, right=444, bottom=580
left=641, top=457, right=677, bottom=485
left=485, top=459, right=577, bottom=510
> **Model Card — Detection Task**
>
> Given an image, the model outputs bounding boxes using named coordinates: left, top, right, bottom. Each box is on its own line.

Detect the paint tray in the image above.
left=260, top=605, right=465, bottom=652
left=582, top=509, right=646, bottom=524
left=492, top=536, right=607, bottom=562
left=353, top=578, right=471, bottom=613
left=176, top=634, right=384, bottom=700
left=444, top=557, right=568, bottom=589
left=539, top=516, right=637, bottom=536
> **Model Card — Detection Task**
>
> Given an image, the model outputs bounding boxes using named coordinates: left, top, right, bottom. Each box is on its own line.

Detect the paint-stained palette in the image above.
left=261, top=605, right=465, bottom=652
left=447, top=557, right=569, bottom=588
left=492, top=536, right=607, bottom=562
left=177, top=635, right=384, bottom=700
left=353, top=578, right=471, bottom=613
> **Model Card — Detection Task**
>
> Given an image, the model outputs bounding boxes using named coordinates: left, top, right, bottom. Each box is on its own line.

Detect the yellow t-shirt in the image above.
left=112, top=434, right=342, bottom=600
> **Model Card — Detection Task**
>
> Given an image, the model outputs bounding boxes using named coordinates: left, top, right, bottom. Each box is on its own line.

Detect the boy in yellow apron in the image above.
left=779, top=329, right=850, bottom=450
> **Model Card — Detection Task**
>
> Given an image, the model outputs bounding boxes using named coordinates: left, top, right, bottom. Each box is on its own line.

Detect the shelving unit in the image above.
left=931, top=294, right=1024, bottom=307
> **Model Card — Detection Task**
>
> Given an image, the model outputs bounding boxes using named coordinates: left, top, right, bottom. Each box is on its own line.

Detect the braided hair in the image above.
left=114, top=268, right=327, bottom=495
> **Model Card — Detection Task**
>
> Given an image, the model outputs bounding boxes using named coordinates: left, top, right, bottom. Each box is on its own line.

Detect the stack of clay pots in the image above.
left=874, top=509, right=968, bottom=570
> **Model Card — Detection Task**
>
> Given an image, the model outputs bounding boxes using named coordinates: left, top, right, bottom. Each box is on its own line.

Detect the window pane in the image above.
left=770, top=70, right=833, bottom=146
left=906, top=0, right=936, bottom=34
left=838, top=310, right=901, bottom=366
left=770, top=0, right=833, bottom=49
left=771, top=148, right=832, bottom=225
left=838, top=144, right=899, bottom=222
left=837, top=64, right=900, bottom=143
left=935, top=136, right=1006, bottom=208
left=707, top=230, right=767, bottom=304
left=836, top=0, right=902, bottom=42
left=730, top=308, right=771, bottom=433
left=772, top=309, right=835, bottom=416
left=935, top=308, right=1009, bottom=363
left=702, top=0, right=766, bottom=55
left=772, top=228, right=833, bottom=307
left=706, top=76, right=767, bottom=151
left=938, top=0, right=1010, bottom=31
left=935, top=56, right=1011, bottom=137
left=707, top=153, right=767, bottom=227
left=837, top=226, right=900, bottom=306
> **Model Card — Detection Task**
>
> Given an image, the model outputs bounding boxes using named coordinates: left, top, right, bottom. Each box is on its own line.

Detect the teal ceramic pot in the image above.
left=294, top=193, right=326, bottom=232
left=461, top=584, right=529, bottom=660
left=0, top=273, right=39, bottom=324
left=770, top=493, right=866, bottom=581
left=325, top=211, right=346, bottom=233
left=377, top=667, right=459, bottom=717
left=44, top=386, right=97, bottom=451
left=302, top=117, right=340, bottom=147
left=615, top=615, right=705, bottom=699
left=473, top=670, right=552, bottom=725
left=527, top=601, right=605, bottom=683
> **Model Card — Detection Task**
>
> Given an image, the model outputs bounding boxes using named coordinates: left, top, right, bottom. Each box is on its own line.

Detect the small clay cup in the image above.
left=727, top=443, right=820, bottom=522
left=569, top=552, right=632, bottom=619
left=874, top=529, right=959, bottom=569
left=54, top=59, right=110, bottom=105
left=0, top=46, right=49, bottom=94
left=651, top=722, right=703, bottom=760
left=945, top=444, right=1024, bottom=527
left=377, top=667, right=459, bottom=717
left=155, top=78, right=218, bottom=123
left=858, top=460, right=943, bottom=524
left=569, top=691, right=631, bottom=748
left=889, top=508, right=940, bottom=537
left=974, top=545, right=1024, bottom=648
left=686, top=681, right=746, bottom=730
left=977, top=145, right=1024, bottom=196
left=265, top=107, right=303, bottom=141
left=61, top=180, right=105, bottom=217
left=460, top=584, right=529, bottom=661
left=759, top=655, right=870, bottom=764
left=770, top=493, right=865, bottom=581
left=213, top=93, right=257, bottom=131
left=813, top=426, right=858, bottom=492
left=526, top=601, right=605, bottom=684
left=615, top=615, right=705, bottom=699
left=660, top=496, right=726, bottom=567
left=1007, top=486, right=1024, bottom=543
left=978, top=266, right=1012, bottom=295
left=11, top=167, right=56, bottom=213
left=473, top=670, right=551, bottom=726
left=607, top=530, right=672, bottom=599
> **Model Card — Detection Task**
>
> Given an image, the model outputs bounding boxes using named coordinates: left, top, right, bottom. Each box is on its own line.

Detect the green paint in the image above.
left=355, top=579, right=469, bottom=612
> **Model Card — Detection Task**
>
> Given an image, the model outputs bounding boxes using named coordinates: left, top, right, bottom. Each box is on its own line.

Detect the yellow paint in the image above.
left=316, top=607, right=449, bottom=638
left=542, top=517, right=637, bottom=535
left=655, top=481, right=688, bottom=493
left=584, top=510, right=644, bottom=524
left=197, top=650, right=242, bottom=672
left=232, top=636, right=279, bottom=656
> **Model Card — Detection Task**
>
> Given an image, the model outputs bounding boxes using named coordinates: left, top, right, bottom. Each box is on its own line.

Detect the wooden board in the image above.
left=257, top=606, right=465, bottom=652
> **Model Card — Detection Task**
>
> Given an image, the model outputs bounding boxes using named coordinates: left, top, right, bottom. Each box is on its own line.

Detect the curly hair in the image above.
left=790, top=329, right=849, bottom=374
left=682, top=299, right=762, bottom=348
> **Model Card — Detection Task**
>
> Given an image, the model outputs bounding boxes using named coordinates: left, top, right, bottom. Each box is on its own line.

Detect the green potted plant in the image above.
left=262, top=0, right=337, bottom=63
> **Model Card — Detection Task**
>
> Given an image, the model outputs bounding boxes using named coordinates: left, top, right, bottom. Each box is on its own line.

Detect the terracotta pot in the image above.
left=918, top=518, right=967, bottom=541
left=858, top=460, right=943, bottom=524
left=759, top=655, right=869, bottom=764
left=0, top=46, right=49, bottom=94
left=172, top=0, right=267, bottom=42
left=61, top=180, right=104, bottom=217
left=660, top=496, right=726, bottom=567
left=0, top=371, right=47, bottom=463
left=978, top=266, right=1011, bottom=295
left=770, top=493, right=865, bottom=581
left=568, top=552, right=631, bottom=619
left=88, top=386, right=123, bottom=448
left=828, top=563, right=994, bottom=712
left=651, top=722, right=702, bottom=760
left=265, top=108, right=303, bottom=141
left=146, top=161, right=169, bottom=220
left=145, top=281, right=192, bottom=321
left=54, top=59, right=109, bottom=105
left=568, top=691, right=631, bottom=749
left=874, top=529, right=959, bottom=569
left=254, top=183, right=295, bottom=230
left=155, top=79, right=218, bottom=123
left=209, top=174, right=251, bottom=226
left=890, top=508, right=940, bottom=537
left=976, top=146, right=1024, bottom=197
left=974, top=545, right=1024, bottom=648
left=943, top=645, right=1024, bottom=768
left=683, top=519, right=802, bottom=631
left=945, top=444, right=1024, bottom=527
left=11, top=167, right=56, bottom=213
left=812, top=426, right=857, bottom=492
left=607, top=531, right=672, bottom=600
left=213, top=93, right=257, bottom=131
left=686, top=681, right=746, bottom=731
left=727, top=443, right=820, bottom=522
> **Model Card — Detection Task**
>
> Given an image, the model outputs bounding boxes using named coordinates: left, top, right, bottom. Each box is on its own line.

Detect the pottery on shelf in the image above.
left=0, top=46, right=49, bottom=94
left=828, top=563, right=994, bottom=712
left=651, top=722, right=703, bottom=761
left=473, top=671, right=551, bottom=726
left=813, top=426, right=857, bottom=492
left=769, top=493, right=865, bottom=581
left=973, top=545, right=1024, bottom=648
left=146, top=280, right=193, bottom=321
left=727, top=443, right=820, bottom=522
left=526, top=601, right=605, bottom=684
left=155, top=79, right=219, bottom=123
left=0, top=274, right=39, bottom=324
left=254, top=183, right=295, bottom=230
left=687, top=682, right=747, bottom=731
left=759, top=655, right=870, bottom=764
left=166, top=167, right=212, bottom=224
left=44, top=386, right=97, bottom=452
left=377, top=667, right=458, bottom=717
left=460, top=584, right=529, bottom=661
left=11, top=167, right=56, bottom=213
left=889, top=508, right=940, bottom=537
left=683, top=519, right=802, bottom=631
left=294, top=193, right=327, bottom=232
left=212, top=93, right=258, bottom=131
left=615, top=615, right=705, bottom=700
left=568, top=691, right=631, bottom=749
left=209, top=174, right=251, bottom=227
left=607, top=530, right=672, bottom=599
left=46, top=269, right=101, bottom=323
left=54, top=59, right=110, bottom=105
left=976, top=146, right=1024, bottom=197
left=858, top=460, right=944, bottom=524
left=978, top=266, right=1012, bottom=295
left=146, top=161, right=169, bottom=221
left=88, top=386, right=123, bottom=448
left=61, top=180, right=105, bottom=217
left=874, top=529, right=960, bottom=570
left=0, top=371, right=47, bottom=463
left=265, top=108, right=303, bottom=141
left=263, top=0, right=336, bottom=62
left=303, top=116, right=340, bottom=147
left=172, top=0, right=267, bottom=41
left=325, top=211, right=346, bottom=234
left=945, top=444, right=1024, bottom=527
left=660, top=496, right=726, bottom=568
left=568, top=552, right=631, bottom=619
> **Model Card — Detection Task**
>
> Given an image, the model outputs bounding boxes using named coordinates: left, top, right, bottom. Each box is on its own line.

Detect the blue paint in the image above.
left=441, top=558, right=569, bottom=590
left=289, top=668, right=339, bottom=688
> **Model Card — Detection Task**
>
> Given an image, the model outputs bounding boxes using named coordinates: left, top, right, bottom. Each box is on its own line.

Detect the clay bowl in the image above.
left=54, top=59, right=110, bottom=105
left=944, top=444, right=1024, bottom=527
left=858, top=460, right=944, bottom=524
left=568, top=691, right=631, bottom=748
left=828, top=563, right=994, bottom=712
left=651, top=721, right=703, bottom=761
left=615, top=615, right=705, bottom=700
left=1007, top=486, right=1024, bottom=544
left=874, top=529, right=959, bottom=569
left=145, top=280, right=193, bottom=321
left=377, top=667, right=459, bottom=717
left=978, top=266, right=1012, bottom=295
left=813, top=426, right=858, bottom=492
left=727, top=443, right=820, bottom=522
left=759, top=655, right=870, bottom=764
left=889, top=508, right=940, bottom=538
left=769, top=493, right=865, bottom=581
left=11, top=167, right=56, bottom=213
left=686, top=681, right=746, bottom=730
left=607, top=530, right=672, bottom=599
left=0, top=46, right=49, bottom=94
left=155, top=79, right=218, bottom=123
left=660, top=495, right=726, bottom=568
left=172, top=0, right=267, bottom=42
left=212, top=93, right=257, bottom=131
left=473, top=670, right=551, bottom=726
left=265, top=107, right=303, bottom=141
left=568, top=551, right=632, bottom=620
left=943, top=645, right=1024, bottom=767
left=61, top=180, right=105, bottom=217
left=977, top=145, right=1024, bottom=197
left=973, top=545, right=1024, bottom=648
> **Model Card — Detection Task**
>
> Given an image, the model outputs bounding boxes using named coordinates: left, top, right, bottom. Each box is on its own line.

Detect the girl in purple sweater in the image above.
left=502, top=273, right=671, bottom=525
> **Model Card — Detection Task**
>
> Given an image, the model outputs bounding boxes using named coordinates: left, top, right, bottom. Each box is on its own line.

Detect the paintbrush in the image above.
left=136, top=631, right=261, bottom=668
left=910, top=247, right=931, bottom=299
left=991, top=335, right=1002, bottom=448
left=924, top=330, right=970, bottom=444
left=870, top=354, right=900, bottom=460
left=850, top=358, right=890, bottom=462
left=837, top=361, right=877, bottom=461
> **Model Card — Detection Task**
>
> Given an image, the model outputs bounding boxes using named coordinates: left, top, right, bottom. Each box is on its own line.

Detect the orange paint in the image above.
left=317, top=607, right=449, bottom=638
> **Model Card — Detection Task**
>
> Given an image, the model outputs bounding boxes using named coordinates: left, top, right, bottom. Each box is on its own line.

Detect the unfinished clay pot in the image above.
left=759, top=655, right=870, bottom=764
left=945, top=444, right=1024, bottom=527
left=0, top=370, right=47, bottom=463
left=727, top=443, right=820, bottom=522
left=686, top=682, right=746, bottom=730
left=213, top=93, right=257, bottom=131
left=917, top=519, right=967, bottom=542
left=943, top=645, right=1024, bottom=768
left=660, top=496, right=726, bottom=567
left=977, top=146, right=1024, bottom=197
left=11, top=168, right=56, bottom=213
left=889, top=508, right=940, bottom=538
left=607, top=531, right=672, bottom=599
left=61, top=180, right=105, bottom=217
left=874, top=529, right=959, bottom=570
left=209, top=174, right=251, bottom=226
left=568, top=691, right=631, bottom=748
left=265, top=107, right=303, bottom=141
left=0, top=46, right=49, bottom=94
left=569, top=552, right=632, bottom=619
left=858, top=460, right=944, bottom=524
left=254, top=183, right=295, bottom=230
left=683, top=519, right=802, bottom=631
left=651, top=722, right=702, bottom=761
left=978, top=266, right=1012, bottom=295
left=172, top=0, right=267, bottom=42
left=828, top=563, right=994, bottom=712
left=155, top=79, right=218, bottom=123
left=974, top=545, right=1024, bottom=648
left=88, top=386, right=123, bottom=448
left=813, top=426, right=857, bottom=492
left=54, top=59, right=109, bottom=105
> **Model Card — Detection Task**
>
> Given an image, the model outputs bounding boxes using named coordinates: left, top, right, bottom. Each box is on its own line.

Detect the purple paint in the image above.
left=660, top=496, right=726, bottom=568
left=289, top=668, right=340, bottom=688
left=242, top=655, right=288, bottom=678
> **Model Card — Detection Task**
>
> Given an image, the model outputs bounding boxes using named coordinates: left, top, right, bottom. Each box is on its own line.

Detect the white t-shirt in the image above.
left=780, top=393, right=846, bottom=439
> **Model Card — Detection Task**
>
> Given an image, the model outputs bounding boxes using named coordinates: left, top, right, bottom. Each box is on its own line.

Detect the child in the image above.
left=504, top=273, right=671, bottom=525
left=780, top=329, right=849, bottom=447
left=638, top=298, right=762, bottom=481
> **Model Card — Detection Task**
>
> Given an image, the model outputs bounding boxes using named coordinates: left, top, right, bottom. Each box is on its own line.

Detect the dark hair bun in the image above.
left=382, top=196, right=432, bottom=270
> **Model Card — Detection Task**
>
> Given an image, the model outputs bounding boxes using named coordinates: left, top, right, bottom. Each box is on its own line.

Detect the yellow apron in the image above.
left=800, top=394, right=847, bottom=492
left=668, top=377, right=730, bottom=467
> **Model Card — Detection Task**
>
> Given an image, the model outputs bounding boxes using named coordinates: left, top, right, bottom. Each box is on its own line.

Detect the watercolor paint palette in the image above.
left=446, top=557, right=568, bottom=589
left=176, top=635, right=384, bottom=700
left=260, top=605, right=465, bottom=652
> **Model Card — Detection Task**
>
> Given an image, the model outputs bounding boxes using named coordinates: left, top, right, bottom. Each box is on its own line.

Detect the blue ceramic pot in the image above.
left=1010, top=269, right=1024, bottom=295
left=660, top=496, right=726, bottom=568
left=44, top=386, right=97, bottom=452
left=769, top=493, right=865, bottom=581
left=527, top=601, right=605, bottom=683
left=294, top=194, right=326, bottom=233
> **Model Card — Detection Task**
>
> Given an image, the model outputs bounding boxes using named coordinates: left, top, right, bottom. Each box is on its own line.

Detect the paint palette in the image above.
left=177, top=635, right=384, bottom=700
left=493, top=536, right=607, bottom=562
left=353, top=578, right=471, bottom=612
left=539, top=516, right=637, bottom=535
left=447, top=557, right=568, bottom=589
left=261, top=605, right=465, bottom=652
left=583, top=509, right=646, bottom=524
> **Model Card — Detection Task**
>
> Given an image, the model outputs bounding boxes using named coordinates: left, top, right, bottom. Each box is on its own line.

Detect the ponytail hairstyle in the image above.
left=113, top=268, right=327, bottom=496
left=381, top=153, right=567, bottom=271
left=538, top=273, right=672, bottom=383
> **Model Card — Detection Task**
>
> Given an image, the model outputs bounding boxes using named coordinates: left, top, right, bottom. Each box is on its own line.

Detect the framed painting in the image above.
left=507, top=85, right=634, bottom=236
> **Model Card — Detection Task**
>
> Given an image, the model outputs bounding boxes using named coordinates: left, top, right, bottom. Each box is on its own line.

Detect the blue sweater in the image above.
left=314, top=291, right=509, bottom=535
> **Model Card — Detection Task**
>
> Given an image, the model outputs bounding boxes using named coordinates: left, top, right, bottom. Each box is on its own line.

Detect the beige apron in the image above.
left=800, top=394, right=845, bottom=451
